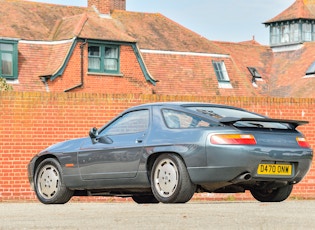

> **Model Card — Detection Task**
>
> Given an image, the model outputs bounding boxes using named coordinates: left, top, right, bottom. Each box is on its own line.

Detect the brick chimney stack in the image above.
left=88, top=0, right=126, bottom=15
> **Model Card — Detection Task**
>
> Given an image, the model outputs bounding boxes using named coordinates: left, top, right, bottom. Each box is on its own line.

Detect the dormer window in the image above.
left=88, top=43, right=120, bottom=74
left=269, top=21, right=315, bottom=46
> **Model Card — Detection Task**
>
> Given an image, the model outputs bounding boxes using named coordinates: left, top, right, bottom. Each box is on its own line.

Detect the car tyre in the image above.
left=250, top=184, right=293, bottom=202
left=150, top=153, right=196, bottom=203
left=34, top=158, right=73, bottom=204
left=132, top=194, right=160, bottom=204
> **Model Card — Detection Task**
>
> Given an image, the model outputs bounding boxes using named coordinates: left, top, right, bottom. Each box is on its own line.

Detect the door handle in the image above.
left=136, top=139, right=143, bottom=143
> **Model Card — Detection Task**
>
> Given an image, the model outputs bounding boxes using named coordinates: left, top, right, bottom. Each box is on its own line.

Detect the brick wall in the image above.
left=0, top=92, right=314, bottom=202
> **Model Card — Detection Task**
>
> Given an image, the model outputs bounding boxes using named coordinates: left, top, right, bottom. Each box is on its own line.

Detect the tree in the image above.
left=0, top=77, right=13, bottom=91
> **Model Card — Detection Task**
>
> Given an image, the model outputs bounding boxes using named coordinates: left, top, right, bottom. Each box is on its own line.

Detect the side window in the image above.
left=102, top=110, right=149, bottom=136
left=162, top=109, right=214, bottom=129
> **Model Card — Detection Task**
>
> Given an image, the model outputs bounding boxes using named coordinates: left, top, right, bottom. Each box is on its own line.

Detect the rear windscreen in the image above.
left=188, top=106, right=263, bottom=119
left=188, top=106, right=290, bottom=129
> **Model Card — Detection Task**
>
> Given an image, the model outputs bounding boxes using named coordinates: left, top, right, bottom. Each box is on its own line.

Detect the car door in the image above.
left=78, top=109, right=149, bottom=180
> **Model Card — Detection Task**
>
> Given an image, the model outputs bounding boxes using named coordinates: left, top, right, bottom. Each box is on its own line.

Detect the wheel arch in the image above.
left=33, top=154, right=59, bottom=176
left=146, top=151, right=188, bottom=178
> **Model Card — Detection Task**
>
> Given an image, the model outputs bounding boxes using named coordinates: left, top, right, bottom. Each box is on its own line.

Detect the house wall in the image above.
left=0, top=92, right=314, bottom=202
left=48, top=42, right=153, bottom=94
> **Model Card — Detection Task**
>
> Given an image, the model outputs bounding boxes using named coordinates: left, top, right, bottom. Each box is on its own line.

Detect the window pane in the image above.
left=104, top=47, right=119, bottom=71
left=306, top=61, right=315, bottom=75
left=270, top=26, right=279, bottom=45
left=88, top=46, right=101, bottom=70
left=290, top=23, right=300, bottom=42
left=303, top=23, right=312, bottom=41
left=104, top=59, right=118, bottom=71
left=163, top=109, right=215, bottom=129
left=104, top=110, right=149, bottom=135
left=88, top=46, right=100, bottom=57
left=188, top=106, right=263, bottom=119
left=105, top=47, right=118, bottom=58
left=1, top=53, right=13, bottom=75
left=221, top=62, right=228, bottom=80
left=213, top=62, right=219, bottom=72
left=88, top=57, right=101, bottom=70
left=247, top=67, right=262, bottom=78
left=0, top=44, right=13, bottom=52
left=270, top=26, right=280, bottom=45
left=213, top=61, right=230, bottom=82
left=280, top=25, right=290, bottom=43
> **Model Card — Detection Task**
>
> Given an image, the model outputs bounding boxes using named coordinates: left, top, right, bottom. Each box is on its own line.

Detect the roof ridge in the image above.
left=48, top=13, right=89, bottom=41
left=48, top=19, right=63, bottom=40
left=73, top=13, right=89, bottom=37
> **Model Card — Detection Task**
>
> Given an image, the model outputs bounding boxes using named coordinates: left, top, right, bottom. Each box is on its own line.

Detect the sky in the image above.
left=29, top=0, right=296, bottom=45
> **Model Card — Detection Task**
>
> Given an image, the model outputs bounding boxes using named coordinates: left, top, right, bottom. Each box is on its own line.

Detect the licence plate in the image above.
left=257, top=163, right=292, bottom=176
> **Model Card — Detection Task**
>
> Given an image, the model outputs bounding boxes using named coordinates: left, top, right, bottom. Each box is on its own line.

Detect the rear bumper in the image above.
left=188, top=148, right=313, bottom=185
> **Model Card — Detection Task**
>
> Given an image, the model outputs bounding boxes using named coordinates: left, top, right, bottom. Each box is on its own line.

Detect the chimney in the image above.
left=88, top=0, right=126, bottom=15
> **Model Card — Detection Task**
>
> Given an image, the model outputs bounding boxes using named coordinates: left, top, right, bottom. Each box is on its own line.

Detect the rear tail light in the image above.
left=210, top=134, right=256, bottom=145
left=296, top=137, right=311, bottom=148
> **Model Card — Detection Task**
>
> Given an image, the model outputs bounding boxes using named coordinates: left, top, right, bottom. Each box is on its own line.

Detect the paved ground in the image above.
left=0, top=200, right=314, bottom=229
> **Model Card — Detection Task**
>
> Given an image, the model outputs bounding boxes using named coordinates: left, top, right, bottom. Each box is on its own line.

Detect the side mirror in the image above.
left=89, top=127, right=113, bottom=144
left=89, top=127, right=98, bottom=139
left=98, top=136, right=113, bottom=144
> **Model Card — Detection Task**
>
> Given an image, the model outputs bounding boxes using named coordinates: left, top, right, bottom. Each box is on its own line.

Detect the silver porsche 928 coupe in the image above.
left=27, top=102, right=313, bottom=204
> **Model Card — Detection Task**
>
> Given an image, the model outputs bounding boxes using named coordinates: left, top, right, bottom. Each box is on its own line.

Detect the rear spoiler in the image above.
left=219, top=117, right=309, bottom=129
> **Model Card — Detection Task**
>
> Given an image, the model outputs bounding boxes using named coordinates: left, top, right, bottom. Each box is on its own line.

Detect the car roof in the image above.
left=128, top=102, right=246, bottom=111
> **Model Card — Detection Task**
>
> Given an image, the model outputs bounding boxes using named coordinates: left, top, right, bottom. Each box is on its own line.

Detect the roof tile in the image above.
left=111, top=10, right=224, bottom=53
left=0, top=0, right=86, bottom=40
left=265, top=0, right=315, bottom=23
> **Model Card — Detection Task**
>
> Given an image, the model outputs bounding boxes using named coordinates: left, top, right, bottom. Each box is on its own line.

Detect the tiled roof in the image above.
left=141, top=51, right=261, bottom=96
left=0, top=0, right=86, bottom=40
left=0, top=0, right=136, bottom=42
left=111, top=11, right=224, bottom=54
left=50, top=14, right=88, bottom=40
left=267, top=42, right=315, bottom=98
left=213, top=40, right=272, bottom=96
left=265, top=0, right=315, bottom=24
left=78, top=11, right=136, bottom=42
left=14, top=40, right=74, bottom=91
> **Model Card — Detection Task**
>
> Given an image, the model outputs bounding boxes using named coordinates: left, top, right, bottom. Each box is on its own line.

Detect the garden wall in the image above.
left=0, top=92, right=314, bottom=202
